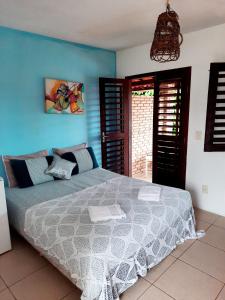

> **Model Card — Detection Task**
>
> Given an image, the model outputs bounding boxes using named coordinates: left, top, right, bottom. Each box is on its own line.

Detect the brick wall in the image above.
left=132, top=95, right=153, bottom=177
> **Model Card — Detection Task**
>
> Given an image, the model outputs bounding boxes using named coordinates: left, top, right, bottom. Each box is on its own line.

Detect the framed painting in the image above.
left=45, top=78, right=84, bottom=114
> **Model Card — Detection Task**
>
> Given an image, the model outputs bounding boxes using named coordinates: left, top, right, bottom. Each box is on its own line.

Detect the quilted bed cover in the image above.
left=24, top=174, right=197, bottom=300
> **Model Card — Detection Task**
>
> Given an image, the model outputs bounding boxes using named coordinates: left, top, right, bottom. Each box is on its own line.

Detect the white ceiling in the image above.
left=1, top=0, right=225, bottom=50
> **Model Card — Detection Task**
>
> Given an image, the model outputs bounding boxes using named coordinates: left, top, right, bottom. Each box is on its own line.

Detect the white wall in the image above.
left=117, top=23, right=225, bottom=216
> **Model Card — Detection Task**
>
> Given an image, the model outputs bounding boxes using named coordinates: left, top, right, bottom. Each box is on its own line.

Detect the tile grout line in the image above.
left=212, top=215, right=221, bottom=224
left=146, top=255, right=178, bottom=285
left=0, top=274, right=8, bottom=292
left=199, top=223, right=225, bottom=253
left=195, top=217, right=218, bottom=227
left=139, top=222, right=225, bottom=300
left=3, top=214, right=224, bottom=300
left=204, top=222, right=214, bottom=230
left=61, top=292, right=71, bottom=300
left=178, top=258, right=225, bottom=285
left=148, top=234, right=223, bottom=300
left=8, top=288, right=17, bottom=300
left=215, top=283, right=225, bottom=300
left=60, top=290, right=75, bottom=300
left=196, top=219, right=215, bottom=228
left=152, top=284, right=176, bottom=300
left=171, top=239, right=197, bottom=259
left=136, top=283, right=152, bottom=300
left=7, top=264, right=48, bottom=289
left=199, top=238, right=225, bottom=253
left=134, top=279, right=152, bottom=300
left=137, top=257, right=178, bottom=299
left=0, top=287, right=17, bottom=300
left=198, top=233, right=225, bottom=251
left=212, top=223, right=225, bottom=230
left=132, top=237, right=204, bottom=300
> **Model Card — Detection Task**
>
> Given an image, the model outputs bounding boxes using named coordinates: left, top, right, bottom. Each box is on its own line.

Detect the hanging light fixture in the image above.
left=150, top=0, right=183, bottom=63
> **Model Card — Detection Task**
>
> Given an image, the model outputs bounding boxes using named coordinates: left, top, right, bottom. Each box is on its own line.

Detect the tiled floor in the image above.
left=0, top=208, right=225, bottom=300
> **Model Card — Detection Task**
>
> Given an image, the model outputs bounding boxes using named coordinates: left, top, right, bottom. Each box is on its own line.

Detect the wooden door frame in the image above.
left=126, top=66, right=192, bottom=186
left=99, top=77, right=132, bottom=176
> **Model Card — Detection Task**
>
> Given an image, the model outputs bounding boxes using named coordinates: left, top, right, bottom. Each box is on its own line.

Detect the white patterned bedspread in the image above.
left=24, top=176, right=197, bottom=300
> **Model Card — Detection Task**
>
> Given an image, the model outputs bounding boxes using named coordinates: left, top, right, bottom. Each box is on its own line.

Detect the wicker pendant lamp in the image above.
left=150, top=0, right=183, bottom=63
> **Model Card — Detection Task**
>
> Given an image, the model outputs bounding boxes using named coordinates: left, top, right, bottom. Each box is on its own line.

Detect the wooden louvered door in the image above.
left=152, top=67, right=191, bottom=188
left=99, top=78, right=131, bottom=175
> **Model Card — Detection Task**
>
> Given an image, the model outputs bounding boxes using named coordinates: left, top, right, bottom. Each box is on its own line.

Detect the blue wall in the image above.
left=0, top=27, right=116, bottom=183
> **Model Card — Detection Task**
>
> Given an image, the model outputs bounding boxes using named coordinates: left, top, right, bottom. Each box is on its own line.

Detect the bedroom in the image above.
left=0, top=0, right=225, bottom=299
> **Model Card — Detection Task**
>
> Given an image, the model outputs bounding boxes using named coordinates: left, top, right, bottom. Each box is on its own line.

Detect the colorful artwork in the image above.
left=45, top=78, right=84, bottom=114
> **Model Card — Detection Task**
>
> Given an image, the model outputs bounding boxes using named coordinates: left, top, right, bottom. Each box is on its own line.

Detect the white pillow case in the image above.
left=45, top=156, right=76, bottom=180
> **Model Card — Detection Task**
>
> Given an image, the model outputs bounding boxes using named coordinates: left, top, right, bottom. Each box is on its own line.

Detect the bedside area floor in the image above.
left=0, top=208, right=225, bottom=300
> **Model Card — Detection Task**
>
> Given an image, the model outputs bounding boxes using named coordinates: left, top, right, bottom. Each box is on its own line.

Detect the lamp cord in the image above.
left=166, top=0, right=171, bottom=11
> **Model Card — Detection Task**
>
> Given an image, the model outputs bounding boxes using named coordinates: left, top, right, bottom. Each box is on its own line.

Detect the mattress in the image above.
left=5, top=168, right=119, bottom=233
left=6, top=168, right=197, bottom=300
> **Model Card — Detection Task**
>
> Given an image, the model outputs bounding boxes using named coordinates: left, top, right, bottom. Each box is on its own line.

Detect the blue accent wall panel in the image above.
left=0, top=27, right=116, bottom=183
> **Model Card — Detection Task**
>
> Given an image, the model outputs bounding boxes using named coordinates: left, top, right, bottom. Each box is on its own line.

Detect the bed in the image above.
left=5, top=168, right=197, bottom=300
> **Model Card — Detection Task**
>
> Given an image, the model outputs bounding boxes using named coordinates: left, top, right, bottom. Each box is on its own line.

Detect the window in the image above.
left=204, top=63, right=225, bottom=151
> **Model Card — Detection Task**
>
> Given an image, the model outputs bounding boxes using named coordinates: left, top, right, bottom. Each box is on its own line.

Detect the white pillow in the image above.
left=45, top=156, right=76, bottom=180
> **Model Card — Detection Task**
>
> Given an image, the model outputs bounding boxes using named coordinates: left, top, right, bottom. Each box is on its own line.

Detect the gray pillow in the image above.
left=45, top=156, right=76, bottom=180
left=72, top=148, right=94, bottom=173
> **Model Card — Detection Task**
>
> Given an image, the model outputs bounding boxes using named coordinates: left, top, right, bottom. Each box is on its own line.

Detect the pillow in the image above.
left=52, top=143, right=87, bottom=156
left=61, top=147, right=99, bottom=175
left=2, top=150, right=48, bottom=188
left=10, top=156, right=54, bottom=188
left=45, top=156, right=76, bottom=180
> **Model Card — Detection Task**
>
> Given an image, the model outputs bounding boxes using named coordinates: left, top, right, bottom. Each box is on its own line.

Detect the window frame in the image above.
left=204, top=63, right=225, bottom=152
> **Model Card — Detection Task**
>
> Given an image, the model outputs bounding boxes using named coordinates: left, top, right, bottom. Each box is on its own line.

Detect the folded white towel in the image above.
left=138, top=186, right=161, bottom=202
left=88, top=204, right=126, bottom=223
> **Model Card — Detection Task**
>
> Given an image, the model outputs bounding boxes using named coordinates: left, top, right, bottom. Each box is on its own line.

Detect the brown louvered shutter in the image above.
left=99, top=78, right=131, bottom=175
left=204, top=63, right=225, bottom=151
left=153, top=67, right=191, bottom=189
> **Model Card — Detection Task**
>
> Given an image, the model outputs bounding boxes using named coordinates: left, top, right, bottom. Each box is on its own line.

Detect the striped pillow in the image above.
left=10, top=156, right=54, bottom=188
left=61, top=147, right=99, bottom=175
left=2, top=150, right=48, bottom=187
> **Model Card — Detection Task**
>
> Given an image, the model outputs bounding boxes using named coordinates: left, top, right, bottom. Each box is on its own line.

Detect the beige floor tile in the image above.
left=10, top=265, right=74, bottom=300
left=216, top=286, right=225, bottom=300
left=0, top=245, right=46, bottom=286
left=145, top=256, right=176, bottom=283
left=171, top=239, right=195, bottom=258
left=0, top=289, right=15, bottom=300
left=120, top=277, right=150, bottom=300
left=215, top=216, right=225, bottom=230
left=139, top=285, right=173, bottom=300
left=180, top=241, right=225, bottom=283
left=155, top=260, right=223, bottom=300
left=61, top=288, right=81, bottom=300
left=195, top=219, right=211, bottom=231
left=201, top=225, right=225, bottom=251
left=194, top=208, right=219, bottom=224
left=0, top=277, right=6, bottom=292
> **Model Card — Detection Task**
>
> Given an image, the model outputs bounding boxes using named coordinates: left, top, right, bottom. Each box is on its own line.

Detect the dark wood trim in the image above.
left=152, top=75, right=160, bottom=184
left=204, top=63, right=225, bottom=152
left=126, top=80, right=132, bottom=176
left=99, top=78, right=107, bottom=169
left=126, top=67, right=192, bottom=81
left=123, top=78, right=132, bottom=176
left=179, top=67, right=192, bottom=187
left=99, top=77, right=132, bottom=176
left=127, top=67, right=191, bottom=189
